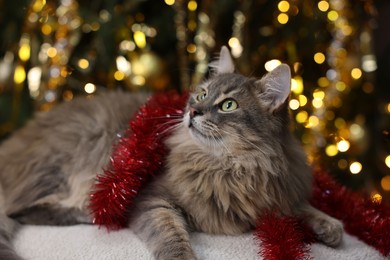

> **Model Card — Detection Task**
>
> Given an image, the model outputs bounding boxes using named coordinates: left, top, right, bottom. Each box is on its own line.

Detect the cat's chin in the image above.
left=188, top=126, right=225, bottom=153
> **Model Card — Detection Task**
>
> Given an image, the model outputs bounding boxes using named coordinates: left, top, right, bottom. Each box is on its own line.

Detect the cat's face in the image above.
left=182, top=47, right=291, bottom=155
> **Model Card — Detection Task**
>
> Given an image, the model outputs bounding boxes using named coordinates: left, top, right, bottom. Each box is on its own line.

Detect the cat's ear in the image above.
left=209, top=46, right=235, bottom=74
left=255, top=64, right=291, bottom=112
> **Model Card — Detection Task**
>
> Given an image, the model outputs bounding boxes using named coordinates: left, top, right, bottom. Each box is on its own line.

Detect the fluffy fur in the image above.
left=0, top=47, right=343, bottom=260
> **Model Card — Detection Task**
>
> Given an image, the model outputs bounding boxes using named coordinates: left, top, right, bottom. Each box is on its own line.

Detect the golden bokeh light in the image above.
left=381, top=175, right=390, bottom=191
left=318, top=1, right=330, bottom=12
left=350, top=162, right=362, bottom=174
left=325, top=145, right=338, bottom=157
left=314, top=52, right=325, bottom=64
left=278, top=1, right=290, bottom=12
left=277, top=13, right=289, bottom=24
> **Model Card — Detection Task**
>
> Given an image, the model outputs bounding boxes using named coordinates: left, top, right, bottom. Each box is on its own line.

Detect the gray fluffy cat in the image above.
left=0, top=47, right=343, bottom=259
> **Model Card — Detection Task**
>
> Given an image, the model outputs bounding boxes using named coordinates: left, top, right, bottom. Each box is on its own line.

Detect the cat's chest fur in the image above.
left=165, top=128, right=269, bottom=235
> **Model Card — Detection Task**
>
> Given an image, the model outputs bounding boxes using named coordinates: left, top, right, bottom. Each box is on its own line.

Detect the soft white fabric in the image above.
left=14, top=225, right=386, bottom=260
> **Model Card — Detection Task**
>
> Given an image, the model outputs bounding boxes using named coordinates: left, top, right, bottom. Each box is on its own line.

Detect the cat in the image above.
left=0, top=46, right=343, bottom=260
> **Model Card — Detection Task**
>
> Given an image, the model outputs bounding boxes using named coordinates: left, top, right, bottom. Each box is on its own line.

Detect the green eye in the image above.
left=196, top=90, right=207, bottom=101
left=220, top=99, right=238, bottom=112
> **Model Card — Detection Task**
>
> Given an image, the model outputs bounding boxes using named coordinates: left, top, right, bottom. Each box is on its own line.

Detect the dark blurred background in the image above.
left=0, top=0, right=389, bottom=201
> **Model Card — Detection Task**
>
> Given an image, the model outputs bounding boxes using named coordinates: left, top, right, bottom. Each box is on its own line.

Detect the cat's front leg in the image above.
left=130, top=196, right=196, bottom=260
left=297, top=204, right=343, bottom=247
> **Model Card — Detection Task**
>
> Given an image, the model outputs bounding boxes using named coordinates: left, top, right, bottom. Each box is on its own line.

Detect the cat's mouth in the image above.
left=188, top=119, right=221, bottom=144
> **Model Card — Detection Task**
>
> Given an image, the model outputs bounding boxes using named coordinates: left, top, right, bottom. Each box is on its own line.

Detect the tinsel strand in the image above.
left=311, top=170, right=390, bottom=257
left=89, top=91, right=188, bottom=229
left=254, top=212, right=314, bottom=260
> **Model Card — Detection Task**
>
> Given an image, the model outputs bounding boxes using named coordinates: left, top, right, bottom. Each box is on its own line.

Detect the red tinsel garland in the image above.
left=254, top=212, right=315, bottom=260
left=311, top=170, right=390, bottom=257
left=89, top=91, right=188, bottom=229
left=89, top=91, right=390, bottom=258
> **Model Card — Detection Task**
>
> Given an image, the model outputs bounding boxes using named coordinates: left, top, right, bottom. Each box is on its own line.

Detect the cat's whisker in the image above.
left=143, top=114, right=183, bottom=121
left=213, top=129, right=233, bottom=156
left=155, top=120, right=182, bottom=138
left=218, top=128, right=266, bottom=156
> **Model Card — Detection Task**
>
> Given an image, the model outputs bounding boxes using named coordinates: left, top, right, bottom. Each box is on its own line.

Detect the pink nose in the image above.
left=189, top=107, right=202, bottom=118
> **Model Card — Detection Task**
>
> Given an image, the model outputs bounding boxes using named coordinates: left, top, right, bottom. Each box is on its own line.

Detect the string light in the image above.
left=327, top=11, right=339, bottom=21
left=277, top=13, right=289, bottom=24
left=265, top=59, right=281, bottom=72
left=278, top=1, right=290, bottom=12
left=164, top=0, right=175, bottom=6
left=289, top=99, right=300, bottom=110
left=351, top=68, right=362, bottom=80
left=84, top=83, right=96, bottom=94
left=187, top=0, right=197, bottom=11
left=318, top=1, right=330, bottom=12
left=381, top=175, right=390, bottom=191
left=133, top=31, right=147, bottom=48
left=314, top=52, right=325, bottom=64
left=14, top=65, right=26, bottom=85
left=350, top=162, right=362, bottom=174
left=78, top=59, right=89, bottom=69
left=337, top=140, right=350, bottom=152
left=385, top=155, right=390, bottom=168
left=325, top=144, right=338, bottom=157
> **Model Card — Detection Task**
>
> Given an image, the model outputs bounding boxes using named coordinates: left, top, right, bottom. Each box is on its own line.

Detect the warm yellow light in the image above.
left=134, top=31, right=147, bottom=48
left=116, top=56, right=131, bottom=75
left=164, top=0, right=175, bottom=5
left=277, top=13, right=289, bottom=24
left=278, top=1, right=290, bottom=12
left=312, top=98, right=323, bottom=109
left=337, top=140, right=350, bottom=152
left=318, top=1, right=329, bottom=12
left=41, top=24, right=52, bottom=35
left=78, top=59, right=89, bottom=69
left=187, top=44, right=197, bottom=53
left=188, top=0, right=197, bottom=11
left=314, top=52, right=325, bottom=64
left=289, top=99, right=300, bottom=110
left=14, top=65, right=26, bottom=84
left=264, top=59, right=282, bottom=72
left=386, top=103, right=390, bottom=113
left=325, top=145, right=338, bottom=157
left=381, top=175, right=390, bottom=191
left=371, top=193, right=382, bottom=203
left=291, top=76, right=304, bottom=94
left=19, top=44, right=31, bottom=62
left=327, top=11, right=339, bottom=21
left=334, top=118, right=346, bottom=129
left=228, top=37, right=240, bottom=49
left=32, top=0, right=46, bottom=12
left=298, top=95, right=307, bottom=106
left=317, top=77, right=329, bottom=87
left=114, top=71, right=125, bottom=81
left=335, top=81, right=346, bottom=91
left=351, top=68, right=362, bottom=80
left=313, top=90, right=325, bottom=100
left=350, top=162, right=362, bottom=174
left=308, top=115, right=319, bottom=128
left=385, top=155, right=390, bottom=168
left=132, top=75, right=146, bottom=85
left=84, top=83, right=96, bottom=94
left=47, top=47, right=57, bottom=58
left=296, top=111, right=308, bottom=123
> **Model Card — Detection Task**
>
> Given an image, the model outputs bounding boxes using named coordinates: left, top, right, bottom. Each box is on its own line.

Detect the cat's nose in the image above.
left=189, top=107, right=203, bottom=119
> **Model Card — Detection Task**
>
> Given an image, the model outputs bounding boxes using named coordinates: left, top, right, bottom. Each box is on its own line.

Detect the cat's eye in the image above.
left=220, top=99, right=238, bottom=112
left=196, top=90, right=207, bottom=101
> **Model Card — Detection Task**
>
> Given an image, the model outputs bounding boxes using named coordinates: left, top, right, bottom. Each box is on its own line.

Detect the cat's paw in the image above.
left=311, top=216, right=343, bottom=247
